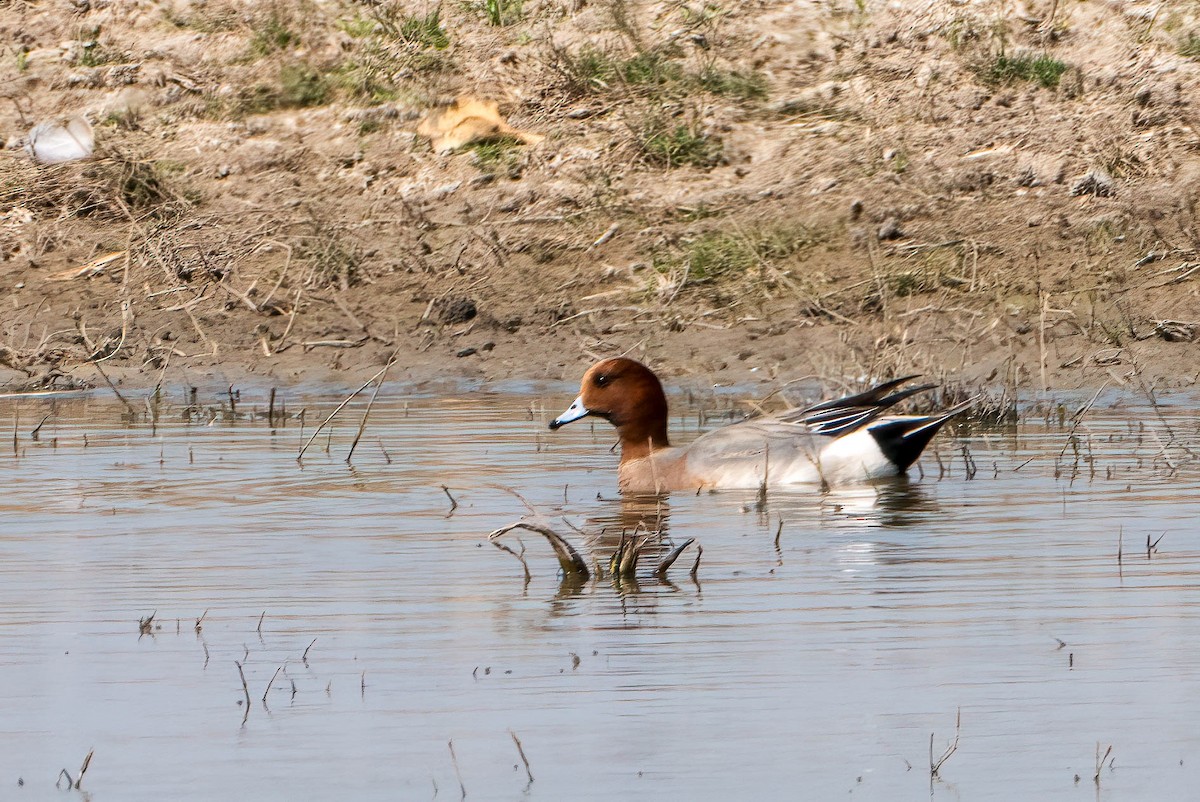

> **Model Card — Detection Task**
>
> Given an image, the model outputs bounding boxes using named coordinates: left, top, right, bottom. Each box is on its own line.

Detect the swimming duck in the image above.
left=549, top=358, right=972, bottom=493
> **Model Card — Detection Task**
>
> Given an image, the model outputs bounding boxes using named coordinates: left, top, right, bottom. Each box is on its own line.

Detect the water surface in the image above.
left=1, top=387, right=1198, bottom=800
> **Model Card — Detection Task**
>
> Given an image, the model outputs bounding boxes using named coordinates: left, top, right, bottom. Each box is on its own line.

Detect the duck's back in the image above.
left=679, top=416, right=846, bottom=488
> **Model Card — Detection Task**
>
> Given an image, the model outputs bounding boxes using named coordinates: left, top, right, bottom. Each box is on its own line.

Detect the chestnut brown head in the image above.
left=548, top=358, right=670, bottom=459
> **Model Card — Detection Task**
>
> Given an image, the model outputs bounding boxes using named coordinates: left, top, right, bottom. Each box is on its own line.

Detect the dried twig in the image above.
left=510, top=730, right=533, bottom=785
left=654, top=538, right=696, bottom=579
left=489, top=521, right=590, bottom=579
left=448, top=739, right=467, bottom=799
left=346, top=350, right=398, bottom=463
left=262, top=665, right=283, bottom=703
left=930, top=708, right=961, bottom=780
left=298, top=363, right=392, bottom=460
left=1094, top=743, right=1114, bottom=785
left=490, top=536, right=532, bottom=585
left=302, top=638, right=317, bottom=666
left=441, top=485, right=458, bottom=517
left=235, top=660, right=251, bottom=723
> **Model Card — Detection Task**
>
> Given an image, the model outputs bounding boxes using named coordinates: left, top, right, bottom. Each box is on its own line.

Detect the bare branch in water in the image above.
left=654, top=538, right=696, bottom=579
left=441, top=485, right=458, bottom=517
left=510, top=730, right=534, bottom=785
left=489, top=521, right=590, bottom=579
left=930, top=708, right=962, bottom=780
left=448, top=739, right=467, bottom=800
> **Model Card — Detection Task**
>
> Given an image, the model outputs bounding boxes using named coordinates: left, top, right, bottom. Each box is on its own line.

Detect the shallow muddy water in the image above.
left=2, top=386, right=1200, bottom=800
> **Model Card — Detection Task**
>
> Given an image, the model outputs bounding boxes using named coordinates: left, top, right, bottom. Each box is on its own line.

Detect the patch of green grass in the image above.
left=620, top=49, right=684, bottom=85
left=695, top=66, right=768, bottom=101
left=250, top=12, right=299, bottom=57
left=333, top=40, right=402, bottom=103
left=549, top=44, right=616, bottom=94
left=78, top=39, right=118, bottom=67
left=356, top=118, right=384, bottom=135
left=552, top=45, right=687, bottom=95
left=1179, top=32, right=1200, bottom=59
left=640, top=117, right=723, bottom=168
left=685, top=232, right=755, bottom=279
left=229, top=62, right=330, bottom=115
left=337, top=15, right=379, bottom=39
left=467, top=0, right=523, bottom=26
left=465, top=137, right=523, bottom=175
left=279, top=63, right=329, bottom=107
left=551, top=43, right=765, bottom=105
left=976, top=51, right=1069, bottom=89
left=332, top=8, right=452, bottom=104
left=394, top=8, right=450, bottom=49
left=675, top=224, right=821, bottom=280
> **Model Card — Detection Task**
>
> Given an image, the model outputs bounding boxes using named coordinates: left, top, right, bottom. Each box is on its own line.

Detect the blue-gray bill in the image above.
left=549, top=395, right=589, bottom=429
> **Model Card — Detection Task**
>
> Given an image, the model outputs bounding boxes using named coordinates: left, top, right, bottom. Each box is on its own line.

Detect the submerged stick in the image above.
left=262, top=665, right=283, bottom=703
left=298, top=363, right=392, bottom=460
left=489, top=521, right=590, bottom=579
left=442, top=485, right=458, bottom=517
left=448, top=739, right=467, bottom=799
left=346, top=351, right=398, bottom=464
left=1094, top=743, right=1114, bottom=785
left=930, top=708, right=962, bottom=779
left=235, top=660, right=251, bottom=722
left=510, top=730, right=534, bottom=784
left=30, top=414, right=51, bottom=441
left=490, top=538, right=532, bottom=585
left=71, top=749, right=94, bottom=790
left=654, top=538, right=696, bottom=579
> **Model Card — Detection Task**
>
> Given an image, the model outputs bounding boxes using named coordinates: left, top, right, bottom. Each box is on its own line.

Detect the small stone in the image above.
left=456, top=347, right=477, bottom=358
left=433, top=296, right=477, bottom=325
left=878, top=217, right=904, bottom=240
left=1070, top=168, right=1114, bottom=197
left=849, top=199, right=863, bottom=219
left=480, top=341, right=495, bottom=352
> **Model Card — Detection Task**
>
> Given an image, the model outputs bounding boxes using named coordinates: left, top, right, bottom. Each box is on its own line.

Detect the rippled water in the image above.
left=1, top=386, right=1199, bottom=800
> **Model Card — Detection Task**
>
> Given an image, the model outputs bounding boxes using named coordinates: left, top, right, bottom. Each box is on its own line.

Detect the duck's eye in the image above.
left=594, top=374, right=610, bottom=387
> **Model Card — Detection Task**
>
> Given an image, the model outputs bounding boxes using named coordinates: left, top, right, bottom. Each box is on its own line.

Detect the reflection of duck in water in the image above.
left=550, top=358, right=972, bottom=494
left=581, top=494, right=670, bottom=550
left=764, top=475, right=940, bottom=530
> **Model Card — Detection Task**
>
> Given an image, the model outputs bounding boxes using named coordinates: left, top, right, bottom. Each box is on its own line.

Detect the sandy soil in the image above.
left=3, top=0, right=1200, bottom=398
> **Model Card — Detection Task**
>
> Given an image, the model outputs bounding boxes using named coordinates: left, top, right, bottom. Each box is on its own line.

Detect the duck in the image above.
left=548, top=358, right=973, bottom=494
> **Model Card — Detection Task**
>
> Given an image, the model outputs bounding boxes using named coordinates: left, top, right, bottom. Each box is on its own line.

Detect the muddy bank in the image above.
left=4, top=1, right=1200, bottom=396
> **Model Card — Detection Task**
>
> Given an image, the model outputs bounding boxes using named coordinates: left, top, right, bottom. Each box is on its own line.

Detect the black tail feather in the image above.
left=868, top=400, right=976, bottom=472
left=803, top=375, right=922, bottom=413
